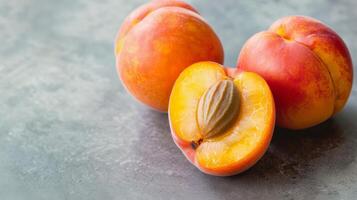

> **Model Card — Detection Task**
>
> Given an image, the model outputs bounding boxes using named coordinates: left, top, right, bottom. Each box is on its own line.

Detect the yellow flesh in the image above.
left=169, top=63, right=274, bottom=168
left=169, top=62, right=226, bottom=142
left=196, top=72, right=274, bottom=168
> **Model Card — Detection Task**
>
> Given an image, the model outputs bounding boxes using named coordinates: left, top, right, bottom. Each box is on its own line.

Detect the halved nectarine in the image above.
left=169, top=62, right=275, bottom=176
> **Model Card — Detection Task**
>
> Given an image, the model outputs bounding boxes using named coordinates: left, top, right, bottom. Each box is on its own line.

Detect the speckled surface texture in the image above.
left=0, top=0, right=356, bottom=199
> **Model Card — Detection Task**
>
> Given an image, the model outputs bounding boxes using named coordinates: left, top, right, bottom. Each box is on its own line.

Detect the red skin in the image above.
left=269, top=16, right=353, bottom=113
left=115, top=0, right=223, bottom=112
left=237, top=16, right=353, bottom=129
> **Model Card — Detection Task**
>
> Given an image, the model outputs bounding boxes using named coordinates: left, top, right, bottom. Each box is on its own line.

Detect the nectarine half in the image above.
left=169, top=62, right=275, bottom=176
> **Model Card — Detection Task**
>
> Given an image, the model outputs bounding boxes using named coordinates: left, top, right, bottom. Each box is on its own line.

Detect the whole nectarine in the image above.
left=237, top=16, right=353, bottom=129
left=115, top=0, right=224, bottom=112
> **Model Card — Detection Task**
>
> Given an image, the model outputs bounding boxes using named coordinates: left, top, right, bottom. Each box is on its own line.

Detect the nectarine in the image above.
left=237, top=16, right=353, bottom=129
left=169, top=62, right=275, bottom=176
left=115, top=0, right=224, bottom=112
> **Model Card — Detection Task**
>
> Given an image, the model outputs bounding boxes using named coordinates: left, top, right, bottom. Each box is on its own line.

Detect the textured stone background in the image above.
left=0, top=0, right=356, bottom=199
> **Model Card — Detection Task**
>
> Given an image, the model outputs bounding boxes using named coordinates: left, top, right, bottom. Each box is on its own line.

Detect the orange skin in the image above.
left=237, top=16, right=353, bottom=130
left=115, top=0, right=224, bottom=112
left=115, top=0, right=197, bottom=50
left=169, top=62, right=275, bottom=176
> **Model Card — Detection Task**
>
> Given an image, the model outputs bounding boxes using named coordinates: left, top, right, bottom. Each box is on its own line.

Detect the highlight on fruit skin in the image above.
left=237, top=15, right=353, bottom=130
left=168, top=61, right=275, bottom=176
left=115, top=0, right=224, bottom=112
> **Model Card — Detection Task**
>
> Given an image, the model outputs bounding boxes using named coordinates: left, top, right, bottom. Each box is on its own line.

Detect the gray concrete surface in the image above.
left=1, top=0, right=357, bottom=199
